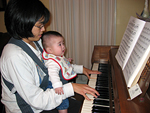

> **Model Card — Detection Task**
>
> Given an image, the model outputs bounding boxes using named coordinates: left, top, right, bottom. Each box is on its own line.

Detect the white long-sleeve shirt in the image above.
left=0, top=39, right=76, bottom=113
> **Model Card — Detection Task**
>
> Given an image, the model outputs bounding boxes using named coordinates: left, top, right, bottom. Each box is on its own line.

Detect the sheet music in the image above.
left=123, top=22, right=150, bottom=87
left=115, top=16, right=146, bottom=70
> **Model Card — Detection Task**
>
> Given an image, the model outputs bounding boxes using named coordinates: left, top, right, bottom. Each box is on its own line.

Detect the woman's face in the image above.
left=30, top=20, right=45, bottom=42
left=25, top=18, right=45, bottom=43
left=22, top=17, right=47, bottom=46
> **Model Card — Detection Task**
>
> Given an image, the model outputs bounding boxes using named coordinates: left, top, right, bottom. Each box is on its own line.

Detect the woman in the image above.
left=0, top=0, right=100, bottom=113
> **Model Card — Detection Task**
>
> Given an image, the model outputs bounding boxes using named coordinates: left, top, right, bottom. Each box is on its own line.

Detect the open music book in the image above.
left=115, top=16, right=150, bottom=88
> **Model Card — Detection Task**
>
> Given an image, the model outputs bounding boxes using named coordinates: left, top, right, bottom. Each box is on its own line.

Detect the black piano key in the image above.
left=92, top=106, right=109, bottom=113
left=96, top=82, right=109, bottom=87
left=99, top=64, right=109, bottom=68
left=96, top=90, right=109, bottom=95
left=99, top=70, right=108, bottom=72
left=97, top=92, right=109, bottom=96
left=97, top=78, right=108, bottom=81
left=98, top=91, right=109, bottom=95
left=111, top=89, right=114, bottom=100
left=99, top=64, right=108, bottom=67
left=97, top=75, right=108, bottom=78
left=97, top=79, right=108, bottom=82
left=99, top=66, right=108, bottom=69
left=95, top=87, right=109, bottom=90
left=113, top=108, right=115, bottom=113
left=98, top=67, right=108, bottom=70
left=99, top=71, right=108, bottom=74
left=95, top=93, right=110, bottom=99
left=99, top=68, right=108, bottom=71
left=97, top=74, right=108, bottom=77
left=97, top=95, right=109, bottom=99
left=89, top=63, right=115, bottom=113
left=93, top=99, right=109, bottom=106
left=92, top=109, right=109, bottom=113
left=98, top=73, right=108, bottom=76
left=96, top=79, right=108, bottom=82
left=96, top=78, right=108, bottom=82
left=112, top=101, right=114, bottom=107
left=97, top=77, right=108, bottom=81
left=97, top=76, right=108, bottom=79
left=97, top=75, right=108, bottom=79
left=96, top=90, right=109, bottom=94
left=99, top=68, right=108, bottom=70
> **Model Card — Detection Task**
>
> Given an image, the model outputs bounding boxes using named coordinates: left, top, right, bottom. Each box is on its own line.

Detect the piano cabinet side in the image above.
left=110, top=64, right=121, bottom=113
left=138, top=57, right=150, bottom=98
left=110, top=48, right=150, bottom=113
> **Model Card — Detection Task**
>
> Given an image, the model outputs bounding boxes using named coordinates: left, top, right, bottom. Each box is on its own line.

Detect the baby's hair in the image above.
left=42, top=31, right=63, bottom=51
left=42, top=31, right=62, bottom=37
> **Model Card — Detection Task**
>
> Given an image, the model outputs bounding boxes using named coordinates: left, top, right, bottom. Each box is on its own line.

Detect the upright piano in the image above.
left=81, top=45, right=150, bottom=113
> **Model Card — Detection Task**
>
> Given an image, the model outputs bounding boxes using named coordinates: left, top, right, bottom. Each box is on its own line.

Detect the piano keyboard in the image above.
left=81, top=63, right=114, bottom=113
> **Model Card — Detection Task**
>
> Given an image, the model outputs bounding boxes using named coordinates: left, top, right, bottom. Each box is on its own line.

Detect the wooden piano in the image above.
left=81, top=45, right=150, bottom=113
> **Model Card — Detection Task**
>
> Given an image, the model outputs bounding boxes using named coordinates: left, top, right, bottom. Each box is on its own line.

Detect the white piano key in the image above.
left=92, top=63, right=99, bottom=70
left=81, top=63, right=99, bottom=113
left=81, top=99, right=93, bottom=113
left=88, top=79, right=96, bottom=88
left=90, top=74, right=97, bottom=79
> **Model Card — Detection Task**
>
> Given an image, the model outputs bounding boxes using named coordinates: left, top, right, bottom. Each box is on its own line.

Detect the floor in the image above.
left=76, top=74, right=88, bottom=84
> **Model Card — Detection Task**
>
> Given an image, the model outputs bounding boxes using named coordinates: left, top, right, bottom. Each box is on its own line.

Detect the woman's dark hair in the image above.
left=5, top=0, right=50, bottom=39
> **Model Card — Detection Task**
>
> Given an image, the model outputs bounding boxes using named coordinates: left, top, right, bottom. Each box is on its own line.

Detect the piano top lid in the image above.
left=91, top=45, right=118, bottom=64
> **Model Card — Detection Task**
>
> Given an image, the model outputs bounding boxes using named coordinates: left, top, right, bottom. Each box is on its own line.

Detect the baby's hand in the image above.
left=67, top=58, right=73, bottom=63
left=55, top=87, right=64, bottom=95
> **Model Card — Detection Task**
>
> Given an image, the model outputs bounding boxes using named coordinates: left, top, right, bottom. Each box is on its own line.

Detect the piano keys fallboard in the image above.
left=81, top=63, right=114, bottom=113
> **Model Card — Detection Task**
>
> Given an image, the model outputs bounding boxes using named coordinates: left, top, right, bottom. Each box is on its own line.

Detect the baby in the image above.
left=42, top=31, right=89, bottom=113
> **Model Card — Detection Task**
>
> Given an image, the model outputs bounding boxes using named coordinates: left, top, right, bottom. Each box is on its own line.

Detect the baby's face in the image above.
left=48, top=36, right=65, bottom=56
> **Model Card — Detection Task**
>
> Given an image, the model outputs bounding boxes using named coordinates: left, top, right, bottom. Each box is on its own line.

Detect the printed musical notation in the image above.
left=115, top=16, right=150, bottom=88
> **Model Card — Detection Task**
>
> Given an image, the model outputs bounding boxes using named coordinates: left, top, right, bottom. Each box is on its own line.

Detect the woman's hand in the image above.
left=83, top=66, right=101, bottom=79
left=71, top=83, right=100, bottom=100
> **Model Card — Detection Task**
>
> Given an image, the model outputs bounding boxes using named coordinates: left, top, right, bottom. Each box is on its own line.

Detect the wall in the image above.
left=0, top=0, right=8, bottom=32
left=41, top=0, right=50, bottom=31
left=0, top=0, right=149, bottom=45
left=116, top=0, right=147, bottom=45
left=0, top=11, right=5, bottom=32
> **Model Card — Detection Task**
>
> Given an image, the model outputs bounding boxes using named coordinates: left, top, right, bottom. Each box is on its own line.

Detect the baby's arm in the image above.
left=45, top=60, right=63, bottom=90
left=55, top=87, right=64, bottom=95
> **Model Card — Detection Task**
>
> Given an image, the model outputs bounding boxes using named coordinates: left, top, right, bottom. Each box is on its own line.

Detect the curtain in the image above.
left=49, top=0, right=116, bottom=82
